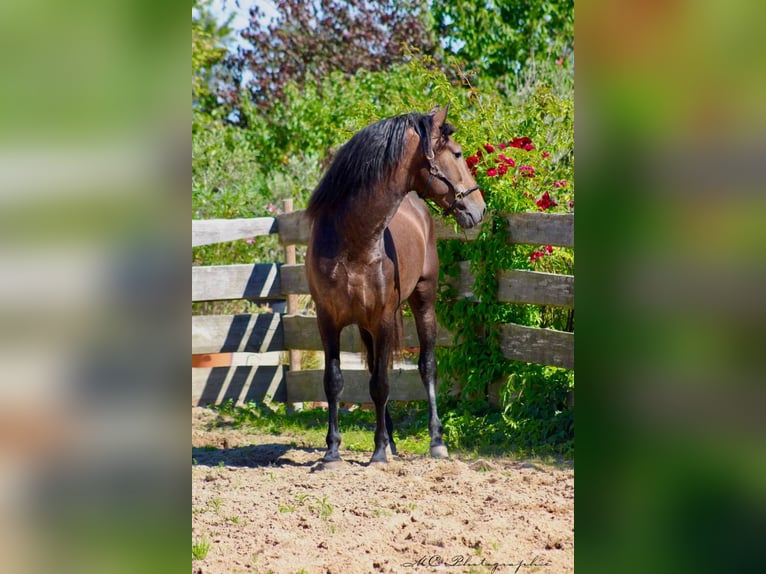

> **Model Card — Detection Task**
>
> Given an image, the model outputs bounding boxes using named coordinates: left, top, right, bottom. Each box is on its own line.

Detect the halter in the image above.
left=422, top=149, right=480, bottom=217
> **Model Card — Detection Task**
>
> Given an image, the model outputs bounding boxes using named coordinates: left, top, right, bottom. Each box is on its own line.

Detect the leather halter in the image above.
left=423, top=149, right=480, bottom=217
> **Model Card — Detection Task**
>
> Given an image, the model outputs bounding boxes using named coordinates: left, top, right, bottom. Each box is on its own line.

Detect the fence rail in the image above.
left=192, top=206, right=573, bottom=406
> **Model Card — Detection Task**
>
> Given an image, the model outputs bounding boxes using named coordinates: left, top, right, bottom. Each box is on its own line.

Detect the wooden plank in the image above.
left=191, top=351, right=283, bottom=367
left=191, top=353, right=232, bottom=367
left=497, top=269, right=574, bottom=308
left=275, top=209, right=484, bottom=245
left=282, top=314, right=454, bottom=352
left=192, top=263, right=282, bottom=302
left=192, top=314, right=284, bottom=354
left=506, top=212, right=574, bottom=247
left=192, top=218, right=277, bottom=247
left=433, top=217, right=482, bottom=241
left=444, top=262, right=574, bottom=307
left=279, top=264, right=308, bottom=295
left=286, top=368, right=425, bottom=403
left=192, top=365, right=287, bottom=406
left=198, top=211, right=574, bottom=248
left=499, top=323, right=574, bottom=370
left=277, top=210, right=310, bottom=245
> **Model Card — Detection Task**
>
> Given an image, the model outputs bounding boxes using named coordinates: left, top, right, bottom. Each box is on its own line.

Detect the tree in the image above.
left=224, top=0, right=438, bottom=117
left=192, top=0, right=235, bottom=124
left=431, top=0, right=574, bottom=96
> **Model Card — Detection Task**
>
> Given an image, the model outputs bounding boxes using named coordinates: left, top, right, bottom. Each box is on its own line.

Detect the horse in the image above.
left=305, top=105, right=486, bottom=466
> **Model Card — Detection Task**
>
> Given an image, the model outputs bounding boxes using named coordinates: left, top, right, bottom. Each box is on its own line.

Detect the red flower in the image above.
left=498, top=143, right=507, bottom=150
left=545, top=245, right=553, bottom=254
left=466, top=155, right=479, bottom=168
left=497, top=154, right=515, bottom=167
left=497, top=163, right=508, bottom=175
left=519, top=165, right=535, bottom=177
left=541, top=151, right=550, bottom=159
left=509, top=136, right=533, bottom=149
left=530, top=250, right=545, bottom=262
left=483, top=143, right=495, bottom=153
left=523, top=143, right=535, bottom=151
left=553, top=180, right=568, bottom=188
left=486, top=168, right=498, bottom=177
left=569, top=200, right=574, bottom=210
left=536, top=191, right=558, bottom=211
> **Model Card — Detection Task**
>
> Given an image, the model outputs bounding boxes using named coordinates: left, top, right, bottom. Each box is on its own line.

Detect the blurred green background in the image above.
left=1, top=0, right=764, bottom=573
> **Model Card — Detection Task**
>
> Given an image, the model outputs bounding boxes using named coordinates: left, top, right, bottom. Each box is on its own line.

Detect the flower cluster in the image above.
left=466, top=135, right=573, bottom=214
left=508, top=136, right=535, bottom=151
left=535, top=191, right=557, bottom=211
left=530, top=245, right=554, bottom=262
left=466, top=137, right=544, bottom=181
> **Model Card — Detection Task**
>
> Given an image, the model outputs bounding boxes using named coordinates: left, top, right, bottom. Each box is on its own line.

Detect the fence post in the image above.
left=283, top=199, right=304, bottom=410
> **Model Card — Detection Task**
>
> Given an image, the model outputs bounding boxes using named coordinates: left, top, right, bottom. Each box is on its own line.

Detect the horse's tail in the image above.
left=390, top=306, right=403, bottom=367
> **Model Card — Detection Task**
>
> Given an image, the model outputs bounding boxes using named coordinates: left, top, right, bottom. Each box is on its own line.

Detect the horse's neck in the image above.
left=336, top=185, right=408, bottom=260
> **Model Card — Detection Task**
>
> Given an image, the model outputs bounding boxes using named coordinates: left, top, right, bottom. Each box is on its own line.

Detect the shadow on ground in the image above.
left=192, top=443, right=323, bottom=468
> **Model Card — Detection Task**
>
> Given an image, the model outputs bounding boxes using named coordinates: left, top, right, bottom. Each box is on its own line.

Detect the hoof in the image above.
left=369, top=452, right=388, bottom=465
left=430, top=444, right=449, bottom=458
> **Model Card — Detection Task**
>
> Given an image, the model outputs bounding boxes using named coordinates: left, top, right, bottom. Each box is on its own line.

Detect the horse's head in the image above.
left=416, top=105, right=487, bottom=229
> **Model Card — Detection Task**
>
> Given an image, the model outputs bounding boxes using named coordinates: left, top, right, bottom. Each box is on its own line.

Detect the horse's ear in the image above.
left=430, top=104, right=450, bottom=138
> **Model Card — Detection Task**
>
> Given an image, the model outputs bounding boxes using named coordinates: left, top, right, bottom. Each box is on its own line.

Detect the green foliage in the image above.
left=503, top=365, right=574, bottom=455
left=432, top=0, right=574, bottom=101
left=192, top=0, right=235, bottom=124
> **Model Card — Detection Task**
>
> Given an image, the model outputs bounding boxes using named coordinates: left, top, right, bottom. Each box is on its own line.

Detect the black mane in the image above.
left=306, top=112, right=454, bottom=220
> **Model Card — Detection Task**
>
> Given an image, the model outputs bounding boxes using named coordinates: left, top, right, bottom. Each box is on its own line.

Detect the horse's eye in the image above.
left=454, top=151, right=462, bottom=159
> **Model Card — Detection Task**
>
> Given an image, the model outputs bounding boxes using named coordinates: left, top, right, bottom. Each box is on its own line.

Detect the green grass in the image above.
left=192, top=536, right=211, bottom=560
left=309, top=496, right=333, bottom=520
left=211, top=399, right=573, bottom=460
left=212, top=400, right=434, bottom=456
left=208, top=497, right=222, bottom=513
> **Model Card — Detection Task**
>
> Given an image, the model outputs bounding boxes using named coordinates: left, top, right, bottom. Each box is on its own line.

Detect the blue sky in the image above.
left=211, top=0, right=277, bottom=44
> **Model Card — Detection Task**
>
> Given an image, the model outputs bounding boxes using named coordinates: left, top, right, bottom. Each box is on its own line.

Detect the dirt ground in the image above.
left=192, top=407, right=573, bottom=574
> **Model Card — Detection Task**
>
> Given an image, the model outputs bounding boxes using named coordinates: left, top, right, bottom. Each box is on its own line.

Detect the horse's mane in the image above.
left=306, top=112, right=455, bottom=220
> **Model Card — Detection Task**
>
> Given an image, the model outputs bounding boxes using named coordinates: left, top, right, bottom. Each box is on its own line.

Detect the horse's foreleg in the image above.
left=410, top=287, right=448, bottom=458
left=361, top=327, right=397, bottom=457
left=319, top=318, right=343, bottom=463
left=369, top=326, right=393, bottom=464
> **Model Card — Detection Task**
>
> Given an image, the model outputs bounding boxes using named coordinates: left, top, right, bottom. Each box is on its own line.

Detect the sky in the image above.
left=211, top=0, right=277, bottom=46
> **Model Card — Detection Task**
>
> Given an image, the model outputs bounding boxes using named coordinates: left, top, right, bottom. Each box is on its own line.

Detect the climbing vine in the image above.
left=432, top=86, right=575, bottom=455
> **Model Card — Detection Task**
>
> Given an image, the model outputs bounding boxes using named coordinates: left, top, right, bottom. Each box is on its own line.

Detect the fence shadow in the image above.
left=192, top=443, right=324, bottom=468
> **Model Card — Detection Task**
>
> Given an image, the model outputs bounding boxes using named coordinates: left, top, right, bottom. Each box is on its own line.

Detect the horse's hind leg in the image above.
left=318, top=315, right=344, bottom=463
left=409, top=282, right=448, bottom=458
left=360, top=327, right=397, bottom=456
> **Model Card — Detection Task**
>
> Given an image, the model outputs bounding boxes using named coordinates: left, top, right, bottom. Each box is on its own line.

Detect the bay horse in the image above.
left=305, top=105, right=486, bottom=465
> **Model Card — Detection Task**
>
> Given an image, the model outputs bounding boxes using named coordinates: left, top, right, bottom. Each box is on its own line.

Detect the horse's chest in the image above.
left=320, top=259, right=393, bottom=311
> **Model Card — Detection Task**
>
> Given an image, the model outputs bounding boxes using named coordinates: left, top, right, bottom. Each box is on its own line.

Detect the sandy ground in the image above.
left=192, top=407, right=573, bottom=574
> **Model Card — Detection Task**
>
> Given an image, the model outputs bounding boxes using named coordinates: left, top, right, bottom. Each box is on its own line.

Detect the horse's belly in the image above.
left=388, top=196, right=435, bottom=295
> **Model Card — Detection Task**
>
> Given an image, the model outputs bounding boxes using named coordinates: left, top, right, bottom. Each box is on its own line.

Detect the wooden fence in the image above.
left=192, top=207, right=573, bottom=406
